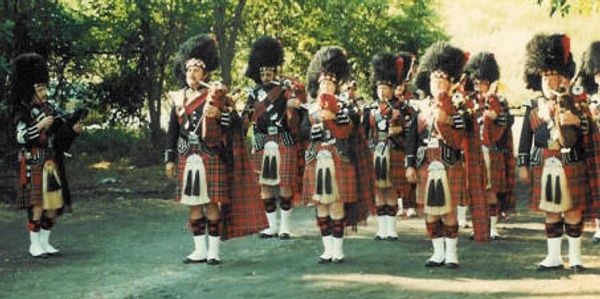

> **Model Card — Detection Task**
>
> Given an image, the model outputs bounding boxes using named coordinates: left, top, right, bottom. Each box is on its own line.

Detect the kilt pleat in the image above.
left=176, top=150, right=229, bottom=204
left=530, top=149, right=586, bottom=212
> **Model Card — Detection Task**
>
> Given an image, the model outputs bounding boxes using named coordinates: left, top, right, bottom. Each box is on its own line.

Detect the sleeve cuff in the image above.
left=517, top=154, right=529, bottom=167
left=164, top=149, right=176, bottom=163
left=27, top=126, right=40, bottom=141
left=404, top=155, right=416, bottom=168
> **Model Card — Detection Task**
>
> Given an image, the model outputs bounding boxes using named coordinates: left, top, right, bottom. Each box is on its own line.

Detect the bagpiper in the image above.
left=164, top=34, right=267, bottom=265
left=364, top=51, right=416, bottom=241
left=12, top=53, right=83, bottom=257
left=406, top=42, right=488, bottom=269
left=464, top=52, right=515, bottom=240
left=302, top=46, right=375, bottom=264
left=579, top=40, right=600, bottom=244
left=518, top=33, right=600, bottom=271
left=243, top=36, right=301, bottom=239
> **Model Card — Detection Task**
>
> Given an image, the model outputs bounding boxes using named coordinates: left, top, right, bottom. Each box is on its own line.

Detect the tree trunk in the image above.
left=214, top=0, right=246, bottom=87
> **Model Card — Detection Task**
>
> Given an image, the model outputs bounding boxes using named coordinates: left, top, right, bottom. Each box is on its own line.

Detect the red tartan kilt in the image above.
left=487, top=151, right=509, bottom=193
left=415, top=147, right=465, bottom=210
left=176, top=151, right=230, bottom=204
left=16, top=153, right=43, bottom=209
left=252, top=135, right=297, bottom=191
left=389, top=149, right=411, bottom=199
left=302, top=144, right=357, bottom=204
left=530, top=151, right=587, bottom=212
left=401, top=185, right=416, bottom=207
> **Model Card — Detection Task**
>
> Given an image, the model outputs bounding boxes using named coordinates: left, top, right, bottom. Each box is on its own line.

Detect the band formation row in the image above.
left=9, top=33, right=600, bottom=272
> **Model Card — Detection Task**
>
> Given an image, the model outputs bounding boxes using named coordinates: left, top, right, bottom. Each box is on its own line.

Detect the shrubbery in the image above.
left=71, top=127, right=165, bottom=168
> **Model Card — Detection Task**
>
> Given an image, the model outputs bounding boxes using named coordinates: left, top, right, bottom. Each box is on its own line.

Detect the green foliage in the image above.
left=0, top=0, right=445, bottom=164
left=71, top=126, right=164, bottom=167
left=536, top=0, right=600, bottom=16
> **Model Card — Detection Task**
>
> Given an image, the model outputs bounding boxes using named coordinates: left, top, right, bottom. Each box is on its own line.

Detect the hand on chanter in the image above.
left=558, top=110, right=581, bottom=127
left=73, top=122, right=83, bottom=134
left=36, top=116, right=54, bottom=131
left=405, top=167, right=418, bottom=184
left=518, top=166, right=530, bottom=184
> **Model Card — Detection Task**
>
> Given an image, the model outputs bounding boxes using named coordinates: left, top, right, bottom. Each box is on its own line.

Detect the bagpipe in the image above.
left=242, top=78, right=296, bottom=133
left=34, top=101, right=88, bottom=135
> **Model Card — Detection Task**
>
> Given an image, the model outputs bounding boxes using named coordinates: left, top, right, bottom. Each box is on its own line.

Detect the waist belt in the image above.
left=440, top=141, right=461, bottom=166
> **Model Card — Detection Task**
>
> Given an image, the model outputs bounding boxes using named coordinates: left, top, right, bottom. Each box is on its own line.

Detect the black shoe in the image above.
left=571, top=265, right=585, bottom=273
left=318, top=258, right=332, bottom=264
left=279, top=233, right=291, bottom=240
left=207, top=259, right=221, bottom=265
left=183, top=258, right=207, bottom=264
left=468, top=233, right=474, bottom=241
left=374, top=235, right=385, bottom=241
left=259, top=233, right=274, bottom=239
left=425, top=260, right=445, bottom=267
left=592, top=237, right=600, bottom=244
left=32, top=253, right=49, bottom=259
left=386, top=236, right=399, bottom=241
left=332, top=258, right=344, bottom=264
left=445, top=262, right=460, bottom=269
left=536, top=264, right=563, bottom=271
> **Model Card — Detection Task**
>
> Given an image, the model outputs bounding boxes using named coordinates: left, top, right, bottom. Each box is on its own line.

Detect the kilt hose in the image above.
left=415, top=147, right=465, bottom=211
left=176, top=150, right=230, bottom=205
left=530, top=149, right=587, bottom=212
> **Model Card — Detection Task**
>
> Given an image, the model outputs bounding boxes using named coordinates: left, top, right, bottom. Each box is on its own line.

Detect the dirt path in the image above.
left=1, top=198, right=600, bottom=299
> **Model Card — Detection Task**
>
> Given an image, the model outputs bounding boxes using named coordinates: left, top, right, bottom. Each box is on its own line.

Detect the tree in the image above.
left=536, top=0, right=600, bottom=16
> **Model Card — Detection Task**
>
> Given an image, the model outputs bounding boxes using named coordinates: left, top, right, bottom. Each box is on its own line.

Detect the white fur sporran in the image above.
left=259, top=141, right=281, bottom=186
left=181, top=154, right=210, bottom=206
left=539, top=157, right=572, bottom=213
left=313, top=149, right=338, bottom=205
left=423, top=160, right=452, bottom=216
left=374, top=142, right=392, bottom=188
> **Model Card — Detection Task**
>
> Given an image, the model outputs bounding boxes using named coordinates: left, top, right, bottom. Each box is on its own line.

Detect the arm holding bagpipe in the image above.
left=197, top=81, right=241, bottom=146
left=435, top=91, right=467, bottom=149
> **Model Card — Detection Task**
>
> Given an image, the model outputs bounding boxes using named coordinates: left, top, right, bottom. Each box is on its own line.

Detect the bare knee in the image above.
left=316, top=204, right=329, bottom=218
left=545, top=212, right=562, bottom=223
left=329, top=202, right=345, bottom=220
left=206, top=203, right=220, bottom=221
left=189, top=206, right=204, bottom=220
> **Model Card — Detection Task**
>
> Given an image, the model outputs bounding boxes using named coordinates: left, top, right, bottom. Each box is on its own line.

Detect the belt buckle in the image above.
left=268, top=126, right=278, bottom=135
left=188, top=133, right=200, bottom=146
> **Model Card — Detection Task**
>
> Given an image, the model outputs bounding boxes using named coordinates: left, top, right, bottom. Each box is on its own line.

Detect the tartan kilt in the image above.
left=415, top=147, right=465, bottom=211
left=487, top=150, right=510, bottom=193
left=530, top=149, right=586, bottom=212
left=302, top=144, right=357, bottom=204
left=252, top=134, right=297, bottom=192
left=176, top=150, right=230, bottom=204
left=585, top=126, right=600, bottom=219
left=223, top=131, right=269, bottom=240
left=16, top=152, right=43, bottom=209
left=390, top=149, right=411, bottom=199
left=401, top=184, right=417, bottom=208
